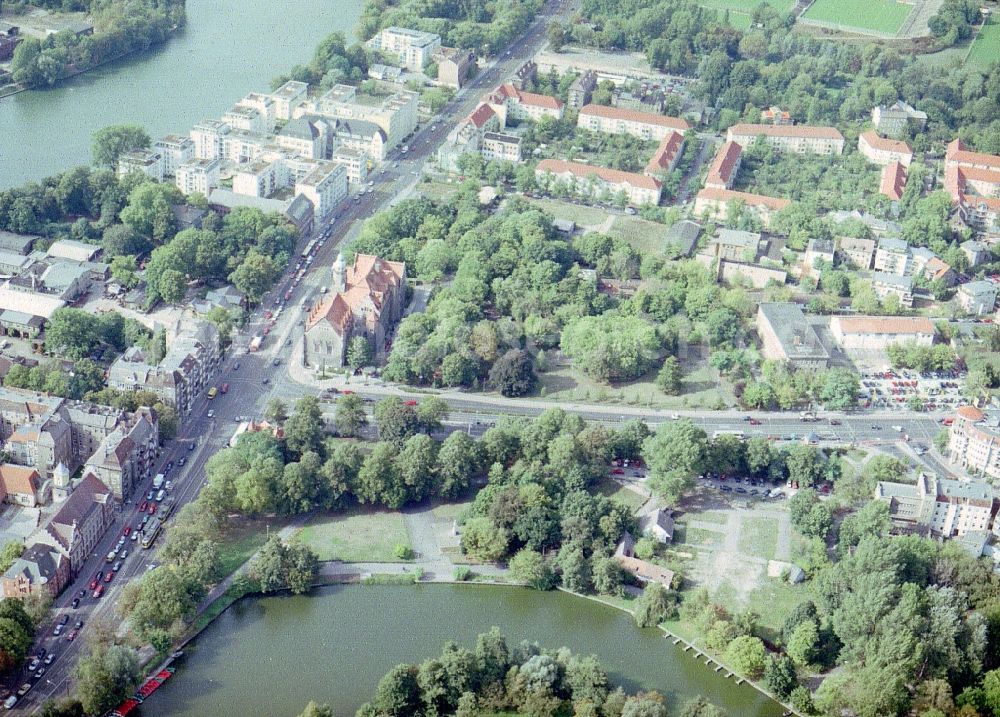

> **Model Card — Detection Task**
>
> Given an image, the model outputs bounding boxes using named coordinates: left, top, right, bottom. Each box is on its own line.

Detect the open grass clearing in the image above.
left=594, top=477, right=648, bottom=512
left=296, top=507, right=411, bottom=562
left=968, top=16, right=1000, bottom=69
left=679, top=509, right=730, bottom=526
left=525, top=196, right=612, bottom=227
left=738, top=516, right=779, bottom=560
left=216, top=517, right=286, bottom=576
left=676, top=524, right=726, bottom=549
left=606, top=214, right=670, bottom=256
left=801, top=0, right=911, bottom=34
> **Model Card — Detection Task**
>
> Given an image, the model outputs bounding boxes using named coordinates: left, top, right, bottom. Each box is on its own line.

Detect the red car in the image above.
left=749, top=419, right=761, bottom=425
left=405, top=400, right=418, bottom=406
left=148, top=503, right=157, bottom=515
left=263, top=310, right=273, bottom=320
left=103, top=571, right=113, bottom=583
left=139, top=500, right=148, bottom=512
left=611, top=468, right=625, bottom=475
left=89, top=573, right=102, bottom=590
left=123, top=526, right=131, bottom=537
left=92, top=584, right=104, bottom=599
left=66, top=629, right=78, bottom=642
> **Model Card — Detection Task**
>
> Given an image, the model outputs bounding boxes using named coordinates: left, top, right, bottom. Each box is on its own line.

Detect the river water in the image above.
left=0, top=0, right=364, bottom=187
left=143, top=585, right=784, bottom=717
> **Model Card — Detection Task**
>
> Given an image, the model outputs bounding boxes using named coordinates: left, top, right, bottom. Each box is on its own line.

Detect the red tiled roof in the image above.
left=0, top=465, right=40, bottom=497
left=467, top=103, right=496, bottom=129
left=306, top=293, right=352, bottom=334
left=727, top=123, right=844, bottom=141
left=958, top=405, right=985, bottom=422
left=946, top=139, right=1000, bottom=171
left=579, top=104, right=690, bottom=131
left=959, top=165, right=1000, bottom=188
left=859, top=131, right=912, bottom=157
left=925, top=257, right=952, bottom=281
left=832, top=316, right=935, bottom=335
left=496, top=83, right=563, bottom=110
left=645, top=131, right=685, bottom=174
left=695, top=186, right=791, bottom=210
left=880, top=161, right=907, bottom=201
left=536, top=158, right=662, bottom=190
left=705, top=140, right=742, bottom=189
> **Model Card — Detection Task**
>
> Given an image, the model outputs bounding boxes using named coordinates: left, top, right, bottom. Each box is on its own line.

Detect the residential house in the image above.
left=641, top=509, right=674, bottom=543
left=924, top=257, right=955, bottom=287
left=366, top=27, right=441, bottom=71
left=435, top=47, right=475, bottom=88
left=872, top=101, right=927, bottom=138
left=270, top=80, right=309, bottom=121
left=295, top=162, right=348, bottom=219
left=873, top=237, right=911, bottom=275
left=871, top=272, right=914, bottom=307
left=176, top=158, right=221, bottom=196
left=829, top=315, right=935, bottom=351
left=958, top=280, right=998, bottom=316
left=756, top=303, right=830, bottom=370
left=704, top=141, right=742, bottom=190
left=566, top=71, right=597, bottom=109
left=803, top=237, right=835, bottom=280
left=710, top=229, right=763, bottom=262
left=368, top=64, right=403, bottom=83
left=304, top=253, right=407, bottom=369
left=535, top=159, right=661, bottom=206
left=83, top=407, right=159, bottom=501
left=664, top=220, right=701, bottom=259
left=880, top=161, right=908, bottom=202
left=962, top=240, right=992, bottom=267
left=0, top=543, right=70, bottom=598
left=481, top=132, right=522, bottom=163
left=760, top=106, right=791, bottom=125
left=32, top=472, right=113, bottom=575
left=837, top=237, right=876, bottom=270
left=859, top=131, right=913, bottom=167
left=948, top=407, right=1000, bottom=481
left=0, top=464, right=44, bottom=507
left=576, top=104, right=690, bottom=141
left=614, top=532, right=675, bottom=589
left=945, top=139, right=1000, bottom=233
left=644, top=131, right=685, bottom=176
left=153, top=135, right=195, bottom=176
left=725, top=124, right=845, bottom=155
left=693, top=187, right=790, bottom=228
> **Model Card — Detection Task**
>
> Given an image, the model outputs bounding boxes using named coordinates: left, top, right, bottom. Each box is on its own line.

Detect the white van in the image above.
left=152, top=473, right=165, bottom=490
left=155, top=489, right=166, bottom=502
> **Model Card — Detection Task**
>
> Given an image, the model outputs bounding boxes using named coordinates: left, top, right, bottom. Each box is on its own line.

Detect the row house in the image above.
left=644, top=131, right=685, bottom=177
left=859, top=131, right=913, bottom=167
left=704, top=141, right=742, bottom=190
left=535, top=158, right=662, bottom=206
left=948, top=406, right=1000, bottom=482
left=725, top=124, right=845, bottom=155
left=576, top=104, right=690, bottom=142
left=488, top=83, right=564, bottom=124
left=1, top=543, right=70, bottom=599
left=31, top=472, right=113, bottom=576
left=84, top=406, right=159, bottom=501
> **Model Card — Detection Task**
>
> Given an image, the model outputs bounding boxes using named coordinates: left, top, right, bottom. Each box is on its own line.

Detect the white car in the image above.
left=207, top=410, right=215, bottom=418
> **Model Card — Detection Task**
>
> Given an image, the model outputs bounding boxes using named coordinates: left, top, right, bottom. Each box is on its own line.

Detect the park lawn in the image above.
left=216, top=518, right=285, bottom=576
left=594, top=477, right=648, bottom=512
left=416, top=180, right=462, bottom=202
left=526, top=197, right=612, bottom=227
left=738, top=516, right=779, bottom=560
left=802, top=0, right=911, bottom=34
left=745, top=580, right=814, bottom=642
left=681, top=509, right=730, bottom=526
left=676, top=524, right=726, bottom=549
left=607, top=215, right=671, bottom=256
left=968, top=16, right=1000, bottom=69
left=296, top=508, right=411, bottom=562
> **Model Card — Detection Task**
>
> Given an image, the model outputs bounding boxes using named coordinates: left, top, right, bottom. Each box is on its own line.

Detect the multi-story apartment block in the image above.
left=304, top=84, right=418, bottom=150
left=829, top=315, right=934, bottom=351
left=725, top=124, right=845, bottom=155
left=367, top=27, right=441, bottom=71
left=871, top=272, right=914, bottom=307
left=704, top=141, right=742, bottom=190
left=536, top=158, right=661, bottom=206
left=438, top=103, right=501, bottom=171
left=489, top=83, right=564, bottom=123
left=945, top=139, right=1000, bottom=234
left=270, top=80, right=309, bottom=120
left=435, top=47, right=475, bottom=88
left=236, top=92, right=277, bottom=129
left=222, top=104, right=268, bottom=133
left=117, top=149, right=164, bottom=181
left=958, top=280, right=998, bottom=316
left=837, top=237, right=876, bottom=270
left=331, top=146, right=369, bottom=186
left=176, top=158, right=221, bottom=196
left=1, top=542, right=70, bottom=598
left=576, top=104, right=690, bottom=141
left=233, top=159, right=285, bottom=198
left=962, top=240, right=992, bottom=267
left=873, top=237, right=911, bottom=275
left=875, top=472, right=995, bottom=538
left=481, top=132, right=522, bottom=163
left=567, top=71, right=597, bottom=109
left=276, top=116, right=327, bottom=159
left=327, top=118, right=388, bottom=161
left=295, top=162, right=348, bottom=219
left=190, top=119, right=232, bottom=160
left=948, top=406, right=1000, bottom=481
left=645, top=131, right=685, bottom=177
left=858, top=131, right=913, bottom=167
left=693, top=188, right=790, bottom=228
left=880, top=161, right=908, bottom=202
left=153, top=135, right=195, bottom=176
left=32, top=471, right=113, bottom=575
left=84, top=406, right=158, bottom=501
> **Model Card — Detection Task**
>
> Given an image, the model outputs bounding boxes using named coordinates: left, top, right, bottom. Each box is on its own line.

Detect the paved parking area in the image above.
left=860, top=368, right=966, bottom=412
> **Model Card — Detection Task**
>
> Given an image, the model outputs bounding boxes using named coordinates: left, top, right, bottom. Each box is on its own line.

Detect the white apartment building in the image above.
left=958, top=280, right=998, bottom=316
left=222, top=104, right=268, bottom=133
left=875, top=472, right=995, bottom=538
left=873, top=237, right=911, bottom=275
left=858, top=131, right=913, bottom=167
left=489, top=83, right=564, bottom=123
left=190, top=119, right=231, bottom=160
left=367, top=26, right=441, bottom=71
left=153, top=135, right=194, bottom=176
left=271, top=80, right=309, bottom=120
left=536, top=158, right=661, bottom=206
left=276, top=117, right=326, bottom=159
left=829, top=315, right=934, bottom=351
left=725, top=124, right=845, bottom=155
left=176, top=158, right=221, bottom=196
left=949, top=406, right=1000, bottom=481
left=295, top=162, right=347, bottom=219
left=236, top=92, right=277, bottom=129
left=576, top=104, right=690, bottom=141
left=302, top=84, right=418, bottom=150
left=232, top=159, right=285, bottom=199
left=481, top=132, right=522, bottom=163
left=117, top=149, right=163, bottom=181
left=331, top=146, right=369, bottom=186
left=871, top=272, right=914, bottom=307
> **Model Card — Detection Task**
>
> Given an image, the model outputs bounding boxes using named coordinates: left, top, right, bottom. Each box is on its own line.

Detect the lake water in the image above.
left=142, top=584, right=785, bottom=717
left=0, top=0, right=364, bottom=187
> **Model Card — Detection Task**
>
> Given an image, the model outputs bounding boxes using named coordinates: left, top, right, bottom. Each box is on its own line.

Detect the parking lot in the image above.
left=860, top=368, right=966, bottom=412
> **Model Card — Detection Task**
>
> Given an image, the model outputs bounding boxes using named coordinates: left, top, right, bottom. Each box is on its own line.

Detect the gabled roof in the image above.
left=958, top=405, right=985, bottom=422
left=946, top=139, right=1000, bottom=171
left=727, top=124, right=844, bottom=141
left=0, top=464, right=40, bottom=497
left=859, top=131, right=912, bottom=157
left=880, top=161, right=907, bottom=201
left=495, top=83, right=563, bottom=110
left=832, top=316, right=934, bottom=335
left=467, top=103, right=497, bottom=129
left=705, top=141, right=742, bottom=188
left=579, top=103, right=690, bottom=131
left=46, top=472, right=110, bottom=551
left=645, top=131, right=685, bottom=174
left=536, top=158, right=662, bottom=191
left=695, top=187, right=791, bottom=210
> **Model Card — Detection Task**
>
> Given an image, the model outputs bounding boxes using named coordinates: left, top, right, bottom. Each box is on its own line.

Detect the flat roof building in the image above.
left=756, top=303, right=830, bottom=370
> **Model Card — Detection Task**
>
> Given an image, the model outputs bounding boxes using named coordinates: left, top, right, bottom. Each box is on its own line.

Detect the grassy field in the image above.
left=738, top=516, right=779, bottom=560
left=594, top=477, right=648, bottom=512
left=699, top=0, right=792, bottom=25
left=676, top=524, right=726, bottom=549
left=801, top=0, right=912, bottom=34
left=968, top=16, right=1000, bottom=69
left=607, top=215, right=669, bottom=256
left=296, top=508, right=411, bottom=562
left=526, top=197, right=612, bottom=227
left=216, top=518, right=284, bottom=576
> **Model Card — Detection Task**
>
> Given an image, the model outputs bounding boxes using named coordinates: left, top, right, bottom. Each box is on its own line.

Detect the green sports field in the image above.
left=801, top=0, right=912, bottom=35
left=968, top=16, right=1000, bottom=69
